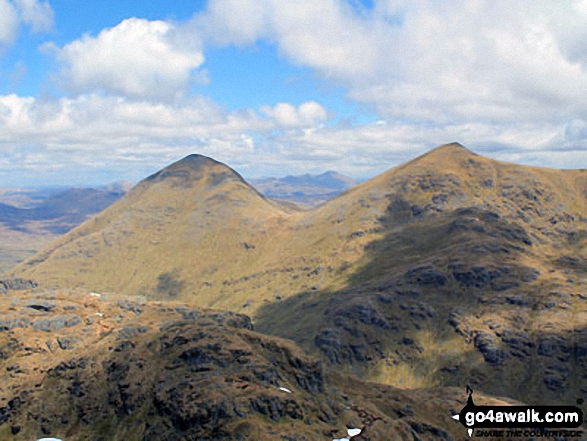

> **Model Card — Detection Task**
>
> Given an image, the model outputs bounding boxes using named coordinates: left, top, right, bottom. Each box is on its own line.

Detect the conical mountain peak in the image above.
left=142, top=154, right=248, bottom=189
left=381, top=142, right=479, bottom=178
left=434, top=141, right=470, bottom=151
left=417, top=142, right=476, bottom=161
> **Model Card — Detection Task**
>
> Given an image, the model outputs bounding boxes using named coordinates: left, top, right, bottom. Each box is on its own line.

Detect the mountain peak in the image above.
left=398, top=142, right=477, bottom=170
left=436, top=141, right=468, bottom=149
left=176, top=153, right=220, bottom=166
left=143, top=154, right=247, bottom=188
left=428, top=142, right=473, bottom=156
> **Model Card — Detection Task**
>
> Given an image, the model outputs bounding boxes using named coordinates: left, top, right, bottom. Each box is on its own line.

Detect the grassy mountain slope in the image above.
left=14, top=144, right=587, bottom=405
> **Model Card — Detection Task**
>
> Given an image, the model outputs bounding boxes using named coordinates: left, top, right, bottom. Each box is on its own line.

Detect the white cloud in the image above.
left=197, top=0, right=381, bottom=79
left=0, top=93, right=270, bottom=149
left=14, top=0, right=53, bottom=32
left=54, top=18, right=205, bottom=100
left=0, top=0, right=53, bottom=49
left=0, top=0, right=19, bottom=47
left=261, top=101, right=327, bottom=128
left=0, top=90, right=585, bottom=186
left=198, top=0, right=587, bottom=128
left=0, top=93, right=276, bottom=184
left=298, top=102, right=328, bottom=123
left=3, top=1, right=587, bottom=185
left=198, top=0, right=270, bottom=46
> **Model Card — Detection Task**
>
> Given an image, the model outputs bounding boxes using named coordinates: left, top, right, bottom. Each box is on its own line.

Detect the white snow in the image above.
left=333, top=426, right=362, bottom=440
left=278, top=386, right=292, bottom=393
left=348, top=428, right=362, bottom=437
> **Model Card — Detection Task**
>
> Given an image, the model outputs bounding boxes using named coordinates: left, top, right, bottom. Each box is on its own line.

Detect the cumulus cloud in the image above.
left=0, top=94, right=270, bottom=151
left=0, top=93, right=285, bottom=183
left=54, top=18, right=205, bottom=100
left=14, top=0, right=53, bottom=32
left=0, top=0, right=53, bottom=49
left=261, top=101, right=327, bottom=128
left=3, top=0, right=587, bottom=185
left=0, top=90, right=584, bottom=186
left=197, top=0, right=587, bottom=127
left=0, top=0, right=19, bottom=47
left=195, top=0, right=380, bottom=78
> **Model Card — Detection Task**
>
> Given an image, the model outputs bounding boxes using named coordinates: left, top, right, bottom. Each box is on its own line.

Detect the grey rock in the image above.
left=0, top=279, right=38, bottom=293
left=57, top=337, right=80, bottom=350
left=474, top=331, right=508, bottom=365
left=0, top=317, right=31, bottom=331
left=33, top=314, right=82, bottom=332
left=404, top=265, right=448, bottom=287
left=117, top=298, right=144, bottom=314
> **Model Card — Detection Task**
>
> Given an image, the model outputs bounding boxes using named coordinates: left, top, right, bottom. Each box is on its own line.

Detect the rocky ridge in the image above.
left=0, top=285, right=518, bottom=440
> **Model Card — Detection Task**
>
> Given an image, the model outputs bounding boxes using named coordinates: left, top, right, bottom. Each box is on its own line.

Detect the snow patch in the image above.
left=348, top=428, right=362, bottom=437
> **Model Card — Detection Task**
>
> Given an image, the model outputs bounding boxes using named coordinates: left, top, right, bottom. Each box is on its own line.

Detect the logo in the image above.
left=452, top=386, right=584, bottom=438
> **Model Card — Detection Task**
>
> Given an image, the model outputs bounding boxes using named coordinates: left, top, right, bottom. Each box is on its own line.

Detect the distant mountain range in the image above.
left=251, top=171, right=357, bottom=206
left=0, top=183, right=132, bottom=274
left=12, top=143, right=587, bottom=409
left=0, top=184, right=131, bottom=234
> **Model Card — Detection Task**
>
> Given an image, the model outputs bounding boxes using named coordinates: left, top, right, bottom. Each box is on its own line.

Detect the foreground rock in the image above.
left=0, top=287, right=517, bottom=440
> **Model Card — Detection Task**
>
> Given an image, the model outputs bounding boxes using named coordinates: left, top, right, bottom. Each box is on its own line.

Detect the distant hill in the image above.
left=0, top=183, right=129, bottom=273
left=14, top=143, right=587, bottom=405
left=251, top=171, right=357, bottom=207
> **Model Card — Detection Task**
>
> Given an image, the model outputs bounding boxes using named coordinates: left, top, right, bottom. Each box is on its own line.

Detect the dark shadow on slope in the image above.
left=255, top=196, right=587, bottom=405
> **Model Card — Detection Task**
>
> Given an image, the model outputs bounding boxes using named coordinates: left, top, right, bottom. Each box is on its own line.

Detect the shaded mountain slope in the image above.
left=14, top=144, right=587, bottom=405
left=0, top=286, right=512, bottom=440
left=255, top=144, right=587, bottom=404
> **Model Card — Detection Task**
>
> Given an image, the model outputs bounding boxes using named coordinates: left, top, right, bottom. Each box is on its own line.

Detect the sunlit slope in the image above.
left=15, top=155, right=293, bottom=304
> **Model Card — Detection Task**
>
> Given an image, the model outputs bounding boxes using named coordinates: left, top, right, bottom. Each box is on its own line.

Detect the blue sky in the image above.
left=1, top=0, right=586, bottom=186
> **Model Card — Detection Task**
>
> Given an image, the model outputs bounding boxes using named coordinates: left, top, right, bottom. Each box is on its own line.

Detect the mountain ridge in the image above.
left=12, top=143, right=587, bottom=405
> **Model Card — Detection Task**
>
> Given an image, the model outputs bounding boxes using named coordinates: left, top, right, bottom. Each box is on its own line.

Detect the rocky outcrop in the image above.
left=0, top=279, right=37, bottom=294
left=0, top=288, right=503, bottom=440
